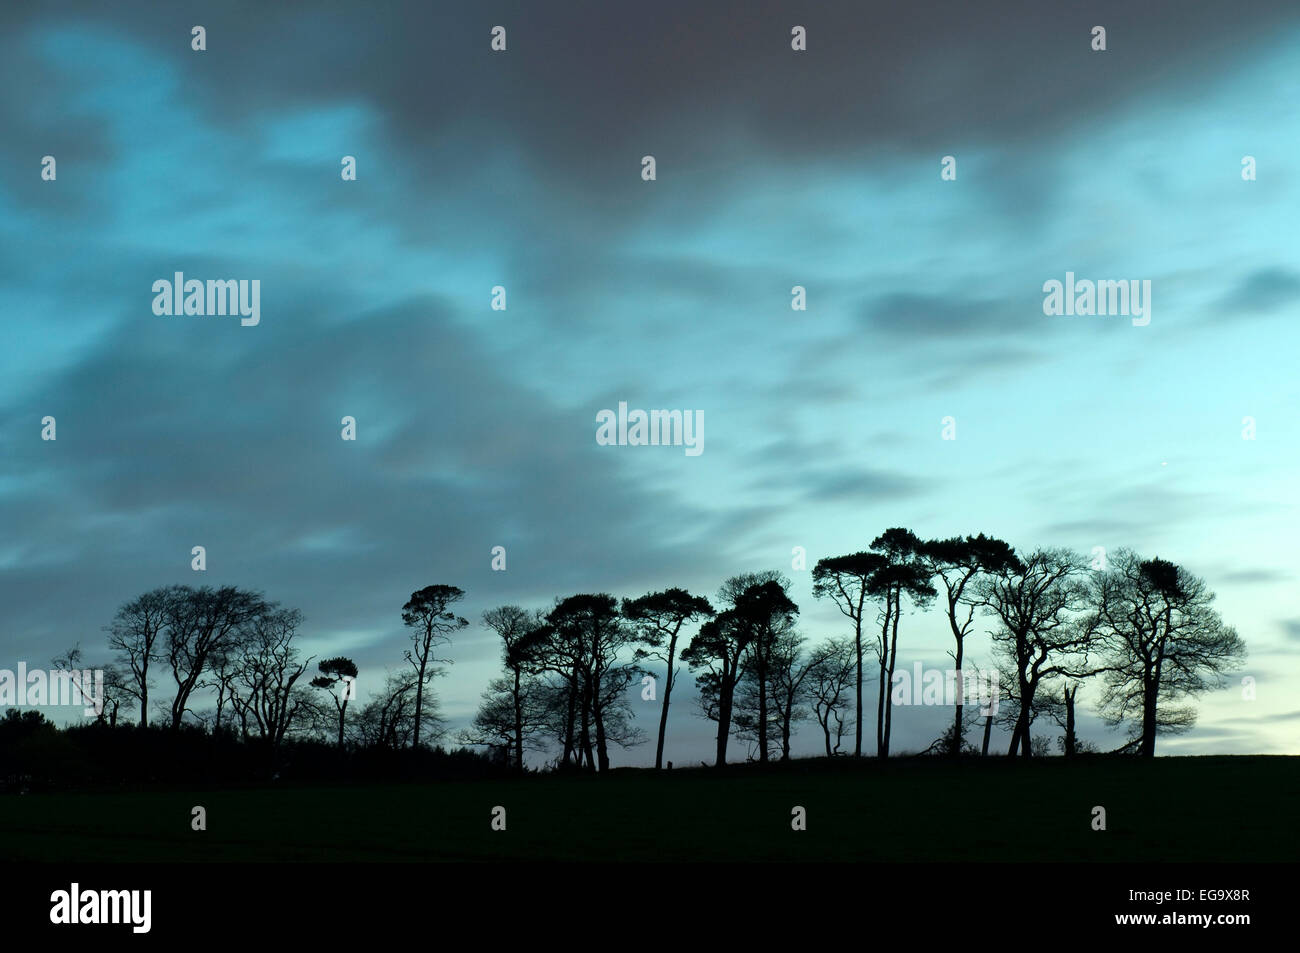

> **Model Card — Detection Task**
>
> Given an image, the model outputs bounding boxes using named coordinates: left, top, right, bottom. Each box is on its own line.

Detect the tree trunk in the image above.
left=655, top=640, right=678, bottom=770
left=412, top=643, right=428, bottom=749
left=594, top=703, right=609, bottom=772
left=1140, top=685, right=1158, bottom=757
left=579, top=680, right=595, bottom=771
left=981, top=714, right=992, bottom=756
left=512, top=667, right=524, bottom=772
left=781, top=700, right=792, bottom=760
left=952, top=643, right=964, bottom=757
left=854, top=621, right=863, bottom=757
left=1014, top=674, right=1034, bottom=758
left=882, top=589, right=901, bottom=758
left=875, top=654, right=888, bottom=757
left=561, top=678, right=577, bottom=765
left=1141, top=650, right=1163, bottom=758
left=875, top=595, right=893, bottom=758
left=716, top=684, right=732, bottom=767
left=1063, top=687, right=1076, bottom=758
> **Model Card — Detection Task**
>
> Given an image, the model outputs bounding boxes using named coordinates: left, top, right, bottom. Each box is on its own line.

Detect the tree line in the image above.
left=463, top=531, right=1245, bottom=769
left=28, top=528, right=1247, bottom=779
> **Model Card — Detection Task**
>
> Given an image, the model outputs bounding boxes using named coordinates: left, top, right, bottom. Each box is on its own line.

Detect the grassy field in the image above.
left=1, top=755, right=1295, bottom=862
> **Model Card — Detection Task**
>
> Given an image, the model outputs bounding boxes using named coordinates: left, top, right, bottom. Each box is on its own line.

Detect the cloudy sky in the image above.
left=2, top=0, right=1297, bottom=761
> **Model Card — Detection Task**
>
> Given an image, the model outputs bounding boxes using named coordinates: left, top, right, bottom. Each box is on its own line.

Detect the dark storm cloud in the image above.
left=0, top=287, right=741, bottom=667
left=8, top=0, right=1300, bottom=194
left=752, top=466, right=932, bottom=505
left=852, top=287, right=1058, bottom=391
left=1216, top=267, right=1300, bottom=315
left=738, top=435, right=932, bottom=504
left=0, top=25, right=115, bottom=220
left=860, top=293, right=1027, bottom=340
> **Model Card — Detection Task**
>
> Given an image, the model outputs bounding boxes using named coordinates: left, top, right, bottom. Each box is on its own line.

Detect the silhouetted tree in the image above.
left=591, top=665, right=646, bottom=757
left=311, top=656, right=359, bottom=748
left=514, top=613, right=585, bottom=768
left=100, top=666, right=130, bottom=727
left=511, top=594, right=642, bottom=771
left=977, top=548, right=1094, bottom=757
left=401, top=585, right=467, bottom=749
left=812, top=553, right=885, bottom=757
left=350, top=670, right=421, bottom=749
left=1087, top=551, right=1246, bottom=757
left=460, top=674, right=551, bottom=769
left=682, top=608, right=752, bottom=767
left=551, top=594, right=640, bottom=771
left=730, top=574, right=798, bottom=763
left=51, top=645, right=127, bottom=726
left=922, top=718, right=980, bottom=756
left=623, top=588, right=714, bottom=769
left=1042, top=682, right=1082, bottom=757
left=730, top=677, right=767, bottom=761
left=163, top=585, right=270, bottom=730
left=229, top=607, right=314, bottom=762
left=106, top=587, right=171, bottom=728
left=921, top=534, right=1022, bottom=755
left=202, top=624, right=254, bottom=734
left=733, top=629, right=812, bottom=761
left=767, top=631, right=814, bottom=760
left=532, top=679, right=581, bottom=765
left=805, top=637, right=857, bottom=756
left=867, top=529, right=936, bottom=757
left=481, top=606, right=547, bottom=772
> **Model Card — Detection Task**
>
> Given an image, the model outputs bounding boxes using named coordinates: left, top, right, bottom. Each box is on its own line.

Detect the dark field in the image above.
left=3, top=756, right=1295, bottom=863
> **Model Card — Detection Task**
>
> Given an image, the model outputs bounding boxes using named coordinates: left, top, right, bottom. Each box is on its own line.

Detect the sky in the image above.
left=1, top=0, right=1298, bottom=761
